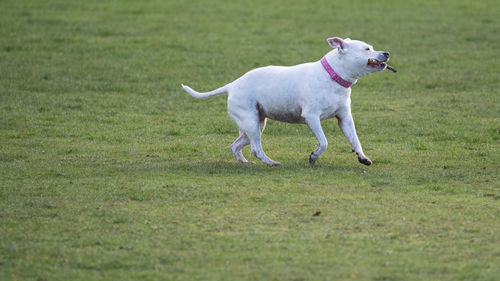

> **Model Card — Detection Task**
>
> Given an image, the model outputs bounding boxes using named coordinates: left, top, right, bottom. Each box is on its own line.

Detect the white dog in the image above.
left=182, top=37, right=393, bottom=166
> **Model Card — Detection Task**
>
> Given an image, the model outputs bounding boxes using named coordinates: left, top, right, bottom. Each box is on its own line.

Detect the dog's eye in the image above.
left=365, top=47, right=370, bottom=51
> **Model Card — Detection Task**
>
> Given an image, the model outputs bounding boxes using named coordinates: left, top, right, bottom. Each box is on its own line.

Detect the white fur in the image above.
left=182, top=37, right=390, bottom=166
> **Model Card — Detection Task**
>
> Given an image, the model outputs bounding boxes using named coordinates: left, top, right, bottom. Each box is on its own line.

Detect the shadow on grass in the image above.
left=155, top=160, right=361, bottom=177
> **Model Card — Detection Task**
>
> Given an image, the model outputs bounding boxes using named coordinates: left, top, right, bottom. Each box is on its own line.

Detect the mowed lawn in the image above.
left=1, top=0, right=499, bottom=280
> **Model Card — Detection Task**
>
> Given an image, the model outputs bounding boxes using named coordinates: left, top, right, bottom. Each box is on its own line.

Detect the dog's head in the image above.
left=327, top=37, right=390, bottom=77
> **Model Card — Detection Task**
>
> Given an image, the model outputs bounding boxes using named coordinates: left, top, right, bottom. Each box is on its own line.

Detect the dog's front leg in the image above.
left=304, top=116, right=328, bottom=165
left=337, top=112, right=372, bottom=165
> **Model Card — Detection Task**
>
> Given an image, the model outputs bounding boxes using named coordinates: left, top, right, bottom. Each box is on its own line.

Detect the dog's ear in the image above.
left=327, top=37, right=345, bottom=50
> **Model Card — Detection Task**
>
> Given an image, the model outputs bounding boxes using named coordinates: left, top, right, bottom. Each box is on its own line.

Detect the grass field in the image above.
left=1, top=0, right=499, bottom=280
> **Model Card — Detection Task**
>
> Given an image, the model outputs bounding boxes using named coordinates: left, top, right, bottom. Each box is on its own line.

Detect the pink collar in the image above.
left=320, top=57, right=352, bottom=88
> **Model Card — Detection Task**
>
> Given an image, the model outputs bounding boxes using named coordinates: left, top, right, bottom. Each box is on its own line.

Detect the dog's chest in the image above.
left=315, top=89, right=350, bottom=120
left=318, top=104, right=340, bottom=120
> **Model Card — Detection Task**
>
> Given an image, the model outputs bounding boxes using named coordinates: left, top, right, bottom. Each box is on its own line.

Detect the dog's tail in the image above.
left=181, top=83, right=230, bottom=99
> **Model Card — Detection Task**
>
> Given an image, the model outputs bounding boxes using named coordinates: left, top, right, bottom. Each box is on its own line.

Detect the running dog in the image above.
left=182, top=37, right=395, bottom=166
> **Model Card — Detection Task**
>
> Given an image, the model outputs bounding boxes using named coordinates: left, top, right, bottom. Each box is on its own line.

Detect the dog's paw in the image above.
left=309, top=152, right=317, bottom=165
left=268, top=161, right=281, bottom=166
left=358, top=156, right=372, bottom=166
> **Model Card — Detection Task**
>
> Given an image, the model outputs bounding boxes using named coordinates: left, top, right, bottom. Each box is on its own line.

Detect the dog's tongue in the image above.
left=386, top=65, right=397, bottom=72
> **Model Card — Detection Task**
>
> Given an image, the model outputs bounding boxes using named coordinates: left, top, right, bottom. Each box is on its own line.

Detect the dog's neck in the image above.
left=323, top=50, right=362, bottom=85
left=321, top=57, right=352, bottom=88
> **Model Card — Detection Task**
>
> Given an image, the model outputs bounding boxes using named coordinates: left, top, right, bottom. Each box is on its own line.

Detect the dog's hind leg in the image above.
left=248, top=127, right=280, bottom=166
left=230, top=130, right=250, bottom=163
left=228, top=107, right=279, bottom=166
left=229, top=117, right=267, bottom=163
left=250, top=112, right=280, bottom=166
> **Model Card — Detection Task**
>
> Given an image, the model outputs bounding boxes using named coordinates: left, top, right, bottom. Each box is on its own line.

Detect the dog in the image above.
left=182, top=37, right=393, bottom=166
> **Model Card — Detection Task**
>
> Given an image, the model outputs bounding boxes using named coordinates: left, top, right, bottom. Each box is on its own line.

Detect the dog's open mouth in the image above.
left=368, top=58, right=397, bottom=72
left=367, top=58, right=386, bottom=68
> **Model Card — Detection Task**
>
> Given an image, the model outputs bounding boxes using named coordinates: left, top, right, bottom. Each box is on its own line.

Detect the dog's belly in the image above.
left=258, top=103, right=305, bottom=124
left=266, top=111, right=305, bottom=123
left=263, top=108, right=338, bottom=123
left=257, top=100, right=340, bottom=124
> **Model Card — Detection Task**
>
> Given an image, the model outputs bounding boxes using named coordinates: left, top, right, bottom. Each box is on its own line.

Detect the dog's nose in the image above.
left=382, top=52, right=390, bottom=58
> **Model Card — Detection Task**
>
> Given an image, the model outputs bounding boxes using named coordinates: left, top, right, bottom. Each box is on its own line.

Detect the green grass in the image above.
left=1, top=0, right=499, bottom=280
